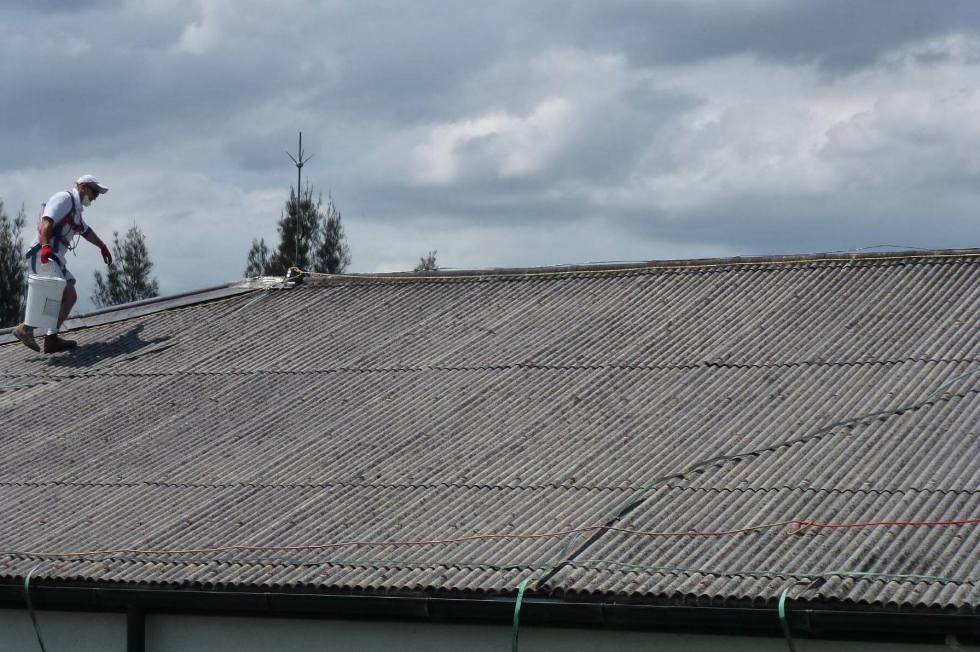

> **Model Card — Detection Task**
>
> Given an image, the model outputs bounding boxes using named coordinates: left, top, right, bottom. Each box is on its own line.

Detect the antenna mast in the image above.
left=286, top=132, right=314, bottom=266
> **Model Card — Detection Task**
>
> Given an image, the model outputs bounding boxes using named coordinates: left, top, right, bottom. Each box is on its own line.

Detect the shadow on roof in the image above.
left=45, top=324, right=173, bottom=369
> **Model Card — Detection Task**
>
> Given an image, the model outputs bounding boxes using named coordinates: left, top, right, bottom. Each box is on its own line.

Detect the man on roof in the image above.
left=12, top=175, right=113, bottom=354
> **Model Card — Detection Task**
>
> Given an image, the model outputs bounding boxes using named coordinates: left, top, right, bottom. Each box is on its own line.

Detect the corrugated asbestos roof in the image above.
left=2, top=249, right=980, bottom=613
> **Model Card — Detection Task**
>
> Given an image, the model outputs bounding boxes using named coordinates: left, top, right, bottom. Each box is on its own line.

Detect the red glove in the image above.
left=101, top=244, right=112, bottom=265
left=40, top=245, right=53, bottom=264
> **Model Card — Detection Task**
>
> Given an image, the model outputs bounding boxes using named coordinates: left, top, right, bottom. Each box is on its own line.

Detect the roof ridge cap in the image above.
left=303, top=247, right=980, bottom=283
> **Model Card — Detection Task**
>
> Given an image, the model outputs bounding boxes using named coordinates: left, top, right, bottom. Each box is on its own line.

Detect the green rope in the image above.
left=511, top=573, right=538, bottom=652
left=24, top=563, right=47, bottom=652
left=234, top=290, right=270, bottom=313
left=778, top=584, right=797, bottom=652
left=923, top=366, right=980, bottom=401
left=505, top=562, right=959, bottom=652
left=509, top=562, right=958, bottom=652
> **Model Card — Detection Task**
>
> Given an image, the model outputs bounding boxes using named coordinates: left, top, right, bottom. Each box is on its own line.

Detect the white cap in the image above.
left=76, top=174, right=108, bottom=194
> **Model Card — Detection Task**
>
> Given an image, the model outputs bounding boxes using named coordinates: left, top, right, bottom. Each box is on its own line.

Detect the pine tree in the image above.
left=92, top=231, right=125, bottom=308
left=0, top=199, right=27, bottom=328
left=244, top=237, right=270, bottom=277
left=92, top=223, right=160, bottom=308
left=414, top=250, right=438, bottom=272
left=265, top=185, right=322, bottom=276
left=313, top=194, right=351, bottom=274
left=247, top=184, right=351, bottom=277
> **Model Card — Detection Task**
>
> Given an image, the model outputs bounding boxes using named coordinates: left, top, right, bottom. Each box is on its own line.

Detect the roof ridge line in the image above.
left=302, top=248, right=980, bottom=285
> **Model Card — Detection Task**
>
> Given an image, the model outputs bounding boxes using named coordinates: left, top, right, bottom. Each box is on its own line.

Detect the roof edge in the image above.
left=307, top=247, right=980, bottom=283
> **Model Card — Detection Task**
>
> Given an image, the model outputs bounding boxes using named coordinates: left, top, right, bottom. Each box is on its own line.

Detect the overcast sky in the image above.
left=4, top=0, right=980, bottom=310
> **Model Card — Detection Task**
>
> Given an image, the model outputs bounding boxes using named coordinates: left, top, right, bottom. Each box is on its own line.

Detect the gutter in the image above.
left=0, top=583, right=977, bottom=647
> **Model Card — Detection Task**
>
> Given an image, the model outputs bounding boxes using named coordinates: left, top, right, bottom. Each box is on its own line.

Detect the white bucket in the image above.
left=24, top=274, right=67, bottom=331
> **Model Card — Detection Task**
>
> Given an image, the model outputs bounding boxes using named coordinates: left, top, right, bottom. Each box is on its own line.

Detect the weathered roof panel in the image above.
left=2, top=250, right=980, bottom=613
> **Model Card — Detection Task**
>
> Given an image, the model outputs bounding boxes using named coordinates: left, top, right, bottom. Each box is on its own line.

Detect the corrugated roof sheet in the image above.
left=2, top=250, right=980, bottom=612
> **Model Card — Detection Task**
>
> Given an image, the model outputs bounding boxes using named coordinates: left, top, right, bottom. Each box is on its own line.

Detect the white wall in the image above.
left=0, top=609, right=125, bottom=652
left=0, top=609, right=974, bottom=652
left=144, top=616, right=974, bottom=652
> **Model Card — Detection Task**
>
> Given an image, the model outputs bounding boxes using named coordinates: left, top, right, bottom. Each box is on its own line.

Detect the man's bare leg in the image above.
left=56, top=279, right=77, bottom=330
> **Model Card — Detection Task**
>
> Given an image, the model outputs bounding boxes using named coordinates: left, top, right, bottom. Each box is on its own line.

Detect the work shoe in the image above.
left=43, top=334, right=77, bottom=355
left=12, top=323, right=40, bottom=353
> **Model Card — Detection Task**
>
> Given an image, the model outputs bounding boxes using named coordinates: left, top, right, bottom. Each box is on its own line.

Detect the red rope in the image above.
left=795, top=517, right=980, bottom=530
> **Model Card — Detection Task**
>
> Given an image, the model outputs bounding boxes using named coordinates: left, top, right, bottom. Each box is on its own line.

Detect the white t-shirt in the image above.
left=31, top=189, right=90, bottom=251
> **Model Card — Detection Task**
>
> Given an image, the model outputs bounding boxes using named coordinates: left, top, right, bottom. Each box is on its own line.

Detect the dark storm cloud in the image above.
left=565, top=0, right=980, bottom=72
left=4, top=0, right=980, bottom=308
left=5, top=0, right=973, bottom=170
